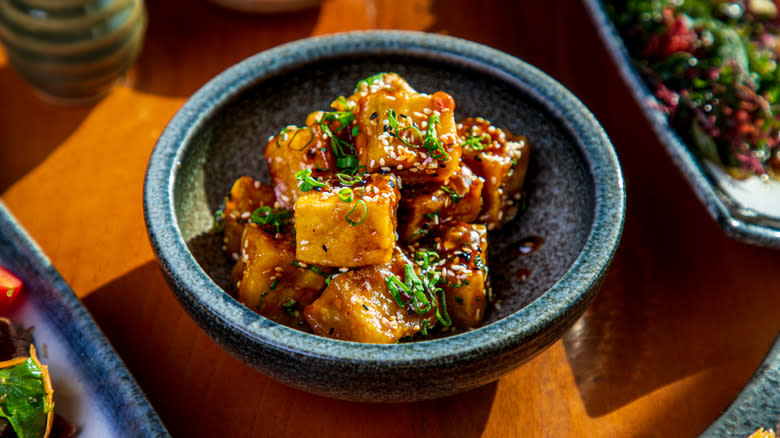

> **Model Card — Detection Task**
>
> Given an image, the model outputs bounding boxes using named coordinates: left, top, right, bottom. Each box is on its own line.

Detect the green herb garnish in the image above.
left=337, top=187, right=354, bottom=203
left=295, top=168, right=327, bottom=192
left=355, top=72, right=387, bottom=91
left=463, top=133, right=492, bottom=150
left=439, top=186, right=462, bottom=204
left=212, top=209, right=226, bottom=233
left=276, top=126, right=315, bottom=151
left=282, top=299, right=299, bottom=316
left=250, top=206, right=292, bottom=233
left=345, top=199, right=368, bottom=226
left=0, top=346, right=53, bottom=438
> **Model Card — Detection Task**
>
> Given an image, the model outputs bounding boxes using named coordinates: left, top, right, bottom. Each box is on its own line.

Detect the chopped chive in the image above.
left=308, top=265, right=327, bottom=276
left=295, top=169, right=327, bottom=192
left=250, top=206, right=292, bottom=233
left=463, top=133, right=492, bottom=151
left=282, top=299, right=298, bottom=316
left=212, top=209, right=226, bottom=233
left=354, top=72, right=387, bottom=91
left=257, top=291, right=270, bottom=310
left=337, top=187, right=354, bottom=203
left=336, top=172, right=362, bottom=186
left=439, top=186, right=462, bottom=204
left=454, top=296, right=464, bottom=304
left=420, top=319, right=430, bottom=336
left=345, top=199, right=368, bottom=226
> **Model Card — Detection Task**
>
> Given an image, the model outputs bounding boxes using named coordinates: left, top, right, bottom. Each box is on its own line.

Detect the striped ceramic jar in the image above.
left=0, top=0, right=147, bottom=104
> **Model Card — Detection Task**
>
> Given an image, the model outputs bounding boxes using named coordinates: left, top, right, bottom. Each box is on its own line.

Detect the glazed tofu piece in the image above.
left=458, top=117, right=530, bottom=229
left=265, top=112, right=337, bottom=209
left=429, top=222, right=489, bottom=328
left=221, top=176, right=276, bottom=258
left=304, top=248, right=435, bottom=343
left=235, top=225, right=328, bottom=328
left=295, top=174, right=400, bottom=267
left=397, top=163, right=484, bottom=242
left=352, top=73, right=462, bottom=185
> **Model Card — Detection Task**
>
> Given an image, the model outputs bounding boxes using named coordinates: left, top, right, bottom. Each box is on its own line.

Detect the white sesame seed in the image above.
left=300, top=240, right=309, bottom=245
left=423, top=108, right=432, bottom=115
left=339, top=267, right=349, bottom=272
left=231, top=252, right=239, bottom=261
left=241, top=211, right=251, bottom=219
left=379, top=158, right=386, bottom=166
left=254, top=180, right=261, bottom=189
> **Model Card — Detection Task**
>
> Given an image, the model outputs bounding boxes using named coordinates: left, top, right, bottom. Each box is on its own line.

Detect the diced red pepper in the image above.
left=0, top=266, right=22, bottom=310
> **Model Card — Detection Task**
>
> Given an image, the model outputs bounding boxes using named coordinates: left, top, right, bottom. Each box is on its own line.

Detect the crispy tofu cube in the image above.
left=304, top=248, right=434, bottom=343
left=398, top=164, right=484, bottom=242
left=265, top=113, right=336, bottom=209
left=295, top=174, right=400, bottom=267
left=235, top=225, right=327, bottom=328
left=430, top=222, right=489, bottom=328
left=222, top=176, right=276, bottom=257
left=353, top=76, right=461, bottom=185
left=458, top=117, right=530, bottom=229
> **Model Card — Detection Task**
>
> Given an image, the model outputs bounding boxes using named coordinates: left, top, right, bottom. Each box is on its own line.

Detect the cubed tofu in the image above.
left=304, top=248, right=435, bottom=343
left=458, top=117, right=530, bottom=229
left=397, top=163, right=484, bottom=242
left=265, top=113, right=336, bottom=209
left=353, top=75, right=461, bottom=185
left=429, top=222, right=489, bottom=328
left=235, top=225, right=328, bottom=328
left=295, top=174, right=400, bottom=267
left=222, top=176, right=276, bottom=257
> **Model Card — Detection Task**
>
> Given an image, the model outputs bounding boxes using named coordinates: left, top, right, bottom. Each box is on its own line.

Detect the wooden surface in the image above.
left=2, top=0, right=779, bottom=436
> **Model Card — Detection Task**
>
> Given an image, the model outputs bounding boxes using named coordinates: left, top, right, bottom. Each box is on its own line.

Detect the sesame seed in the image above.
left=240, top=211, right=251, bottom=219
left=339, top=267, right=349, bottom=272
left=231, top=252, right=239, bottom=261
left=423, top=108, right=432, bottom=114
left=379, top=158, right=386, bottom=166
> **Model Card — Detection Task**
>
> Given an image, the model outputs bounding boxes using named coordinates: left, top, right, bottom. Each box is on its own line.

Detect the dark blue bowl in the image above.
left=143, top=30, right=625, bottom=402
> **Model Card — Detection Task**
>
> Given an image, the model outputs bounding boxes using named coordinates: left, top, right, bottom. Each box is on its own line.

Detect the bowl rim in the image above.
left=144, top=30, right=625, bottom=366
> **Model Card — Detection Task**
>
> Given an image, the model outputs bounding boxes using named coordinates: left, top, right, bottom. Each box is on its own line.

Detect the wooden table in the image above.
left=2, top=0, right=779, bottom=436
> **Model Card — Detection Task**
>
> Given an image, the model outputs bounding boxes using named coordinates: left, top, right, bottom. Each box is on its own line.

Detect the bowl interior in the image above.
left=173, top=53, right=595, bottom=328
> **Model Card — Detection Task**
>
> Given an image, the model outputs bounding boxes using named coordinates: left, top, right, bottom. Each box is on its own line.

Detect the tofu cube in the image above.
left=431, top=222, right=489, bottom=328
left=397, top=163, right=484, bottom=242
left=458, top=117, right=530, bottom=229
left=354, top=77, right=461, bottom=185
left=235, top=225, right=327, bottom=328
left=222, top=176, right=276, bottom=257
left=295, top=174, right=400, bottom=267
left=265, top=113, right=336, bottom=210
left=304, top=248, right=434, bottom=343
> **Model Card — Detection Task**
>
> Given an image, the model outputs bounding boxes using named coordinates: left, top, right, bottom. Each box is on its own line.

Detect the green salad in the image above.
left=608, top=0, right=780, bottom=179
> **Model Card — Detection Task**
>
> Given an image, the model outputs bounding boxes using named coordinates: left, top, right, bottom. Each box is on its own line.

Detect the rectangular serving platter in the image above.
left=0, top=201, right=170, bottom=437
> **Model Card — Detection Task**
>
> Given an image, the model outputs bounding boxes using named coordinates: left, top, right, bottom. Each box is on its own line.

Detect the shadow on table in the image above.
left=127, top=0, right=320, bottom=98
left=84, top=261, right=497, bottom=438
left=554, top=0, right=780, bottom=422
left=0, top=66, right=93, bottom=193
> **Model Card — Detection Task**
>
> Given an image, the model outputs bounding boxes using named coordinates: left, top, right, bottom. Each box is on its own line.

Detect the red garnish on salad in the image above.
left=0, top=266, right=22, bottom=311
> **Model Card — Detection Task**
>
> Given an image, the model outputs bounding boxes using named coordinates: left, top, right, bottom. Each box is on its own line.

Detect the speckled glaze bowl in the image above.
left=144, top=31, right=625, bottom=402
left=0, top=0, right=147, bottom=104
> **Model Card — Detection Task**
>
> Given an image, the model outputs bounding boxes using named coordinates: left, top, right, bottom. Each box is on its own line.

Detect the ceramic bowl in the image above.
left=0, top=201, right=170, bottom=437
left=143, top=30, right=625, bottom=402
left=0, top=0, right=147, bottom=104
left=583, top=0, right=780, bottom=248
